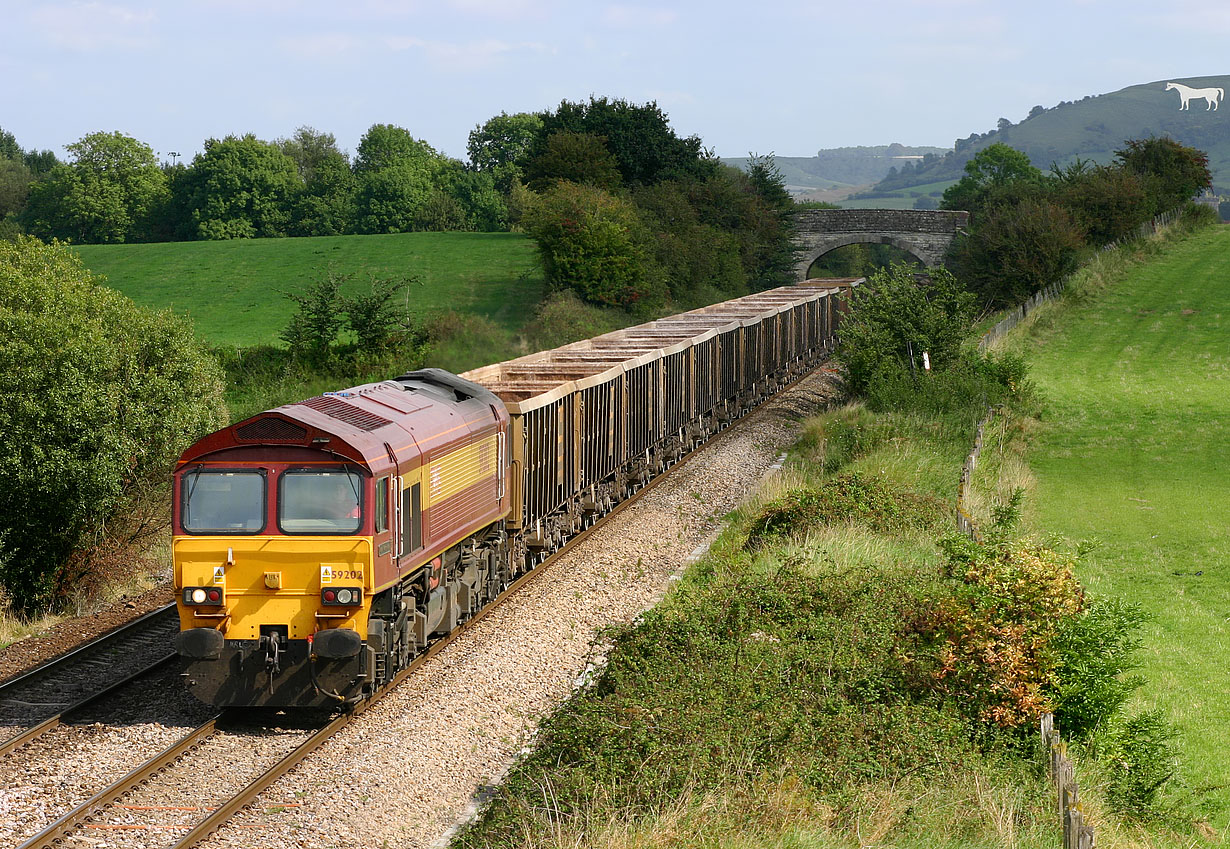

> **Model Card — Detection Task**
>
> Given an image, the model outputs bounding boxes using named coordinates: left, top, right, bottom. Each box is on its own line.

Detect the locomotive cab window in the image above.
left=278, top=469, right=363, bottom=534
left=181, top=470, right=266, bottom=534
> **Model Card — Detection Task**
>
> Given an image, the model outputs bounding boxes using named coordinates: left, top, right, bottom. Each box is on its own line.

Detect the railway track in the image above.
left=0, top=603, right=180, bottom=755
left=9, top=362, right=831, bottom=849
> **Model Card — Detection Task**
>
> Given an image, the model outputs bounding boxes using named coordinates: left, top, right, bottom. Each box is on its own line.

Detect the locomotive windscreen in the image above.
left=181, top=470, right=266, bottom=533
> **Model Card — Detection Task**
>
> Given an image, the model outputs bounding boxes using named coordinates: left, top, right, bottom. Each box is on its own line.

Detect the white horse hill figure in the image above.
left=1165, top=81, right=1224, bottom=111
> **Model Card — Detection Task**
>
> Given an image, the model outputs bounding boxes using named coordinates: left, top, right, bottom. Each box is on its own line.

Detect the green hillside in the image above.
left=995, top=75, right=1230, bottom=185
left=724, top=144, right=947, bottom=190
left=71, top=232, right=545, bottom=348
left=866, top=75, right=1230, bottom=195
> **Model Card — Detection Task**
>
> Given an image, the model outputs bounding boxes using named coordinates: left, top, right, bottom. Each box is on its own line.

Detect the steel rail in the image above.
left=0, top=652, right=179, bottom=757
left=0, top=602, right=176, bottom=694
left=17, top=715, right=224, bottom=849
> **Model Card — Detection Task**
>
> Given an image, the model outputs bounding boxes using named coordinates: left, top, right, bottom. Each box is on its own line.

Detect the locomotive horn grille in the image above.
left=235, top=417, right=309, bottom=443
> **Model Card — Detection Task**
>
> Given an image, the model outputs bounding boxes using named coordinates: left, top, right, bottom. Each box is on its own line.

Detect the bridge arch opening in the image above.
left=804, top=235, right=928, bottom=279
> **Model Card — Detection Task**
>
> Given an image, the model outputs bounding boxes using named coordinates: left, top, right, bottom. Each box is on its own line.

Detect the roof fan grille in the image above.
left=297, top=395, right=393, bottom=432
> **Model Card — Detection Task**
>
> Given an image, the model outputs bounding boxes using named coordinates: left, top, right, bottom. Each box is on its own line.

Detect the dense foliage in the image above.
left=514, top=98, right=796, bottom=311
left=838, top=262, right=976, bottom=396
left=0, top=238, right=226, bottom=611
left=944, top=138, right=1211, bottom=308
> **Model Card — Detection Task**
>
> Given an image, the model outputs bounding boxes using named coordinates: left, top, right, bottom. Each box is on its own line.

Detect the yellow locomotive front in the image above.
left=174, top=461, right=378, bottom=707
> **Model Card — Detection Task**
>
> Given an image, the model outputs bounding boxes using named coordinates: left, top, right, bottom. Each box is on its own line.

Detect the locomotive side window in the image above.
left=400, top=482, right=422, bottom=553
left=279, top=470, right=363, bottom=534
left=182, top=470, right=266, bottom=534
left=375, top=476, right=388, bottom=534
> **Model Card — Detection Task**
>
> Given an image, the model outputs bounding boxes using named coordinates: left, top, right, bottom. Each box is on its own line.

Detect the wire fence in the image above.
left=954, top=207, right=1188, bottom=846
left=1043, top=713, right=1097, bottom=849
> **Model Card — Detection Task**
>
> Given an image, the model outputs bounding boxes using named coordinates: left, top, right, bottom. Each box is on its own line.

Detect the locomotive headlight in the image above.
left=321, top=587, right=362, bottom=606
left=183, top=586, right=224, bottom=606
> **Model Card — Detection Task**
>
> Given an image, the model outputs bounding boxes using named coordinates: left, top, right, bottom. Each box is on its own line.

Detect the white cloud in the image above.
left=29, top=2, right=156, bottom=51
left=384, top=35, right=550, bottom=72
left=601, top=4, right=678, bottom=28
left=277, top=32, right=365, bottom=59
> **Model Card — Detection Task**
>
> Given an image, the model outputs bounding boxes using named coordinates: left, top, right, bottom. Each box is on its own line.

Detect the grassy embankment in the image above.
left=456, top=396, right=1066, bottom=849
left=452, top=221, right=1226, bottom=849
left=985, top=223, right=1230, bottom=831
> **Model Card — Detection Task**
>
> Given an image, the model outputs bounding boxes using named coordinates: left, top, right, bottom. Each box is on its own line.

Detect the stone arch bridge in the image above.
left=793, top=208, right=969, bottom=280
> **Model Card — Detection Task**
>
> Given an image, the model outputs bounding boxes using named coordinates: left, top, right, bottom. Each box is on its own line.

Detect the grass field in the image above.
left=1020, top=225, right=1230, bottom=827
left=71, top=232, right=545, bottom=348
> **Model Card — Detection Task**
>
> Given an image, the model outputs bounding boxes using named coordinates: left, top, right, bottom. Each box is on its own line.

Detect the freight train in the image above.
left=173, top=283, right=854, bottom=708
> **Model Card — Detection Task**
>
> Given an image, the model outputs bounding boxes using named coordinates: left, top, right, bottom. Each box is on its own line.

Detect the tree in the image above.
left=523, top=181, right=666, bottom=311
left=522, top=131, right=623, bottom=191
left=0, top=158, right=33, bottom=220
left=744, top=154, right=798, bottom=288
left=942, top=143, right=1044, bottom=216
left=21, top=131, right=168, bottom=243
left=0, top=128, right=22, bottom=162
left=467, top=112, right=542, bottom=192
left=177, top=134, right=300, bottom=239
left=838, top=262, right=976, bottom=395
left=950, top=197, right=1085, bottom=308
left=634, top=179, right=746, bottom=302
left=291, top=154, right=355, bottom=236
left=352, top=125, right=450, bottom=233
left=436, top=162, right=506, bottom=231
left=277, top=126, right=348, bottom=183
left=1054, top=161, right=1151, bottom=245
left=0, top=237, right=226, bottom=610
left=353, top=164, right=434, bottom=233
left=354, top=124, right=442, bottom=174
left=533, top=97, right=715, bottom=187
left=1114, top=137, right=1210, bottom=214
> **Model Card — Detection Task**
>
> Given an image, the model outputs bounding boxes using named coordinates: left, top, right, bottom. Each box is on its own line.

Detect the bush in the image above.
left=863, top=350, right=1031, bottom=419
left=281, top=268, right=421, bottom=364
left=1051, top=599, right=1147, bottom=739
left=838, top=262, right=976, bottom=396
left=745, top=473, right=944, bottom=547
left=1100, top=710, right=1179, bottom=819
left=522, top=181, right=668, bottom=311
left=930, top=536, right=1087, bottom=729
left=520, top=290, right=630, bottom=351
left=950, top=197, right=1086, bottom=309
left=0, top=238, right=227, bottom=610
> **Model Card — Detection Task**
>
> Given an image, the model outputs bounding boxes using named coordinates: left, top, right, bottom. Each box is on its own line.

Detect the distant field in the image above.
left=72, top=232, right=545, bottom=348
left=838, top=178, right=958, bottom=209
left=1022, top=226, right=1230, bottom=826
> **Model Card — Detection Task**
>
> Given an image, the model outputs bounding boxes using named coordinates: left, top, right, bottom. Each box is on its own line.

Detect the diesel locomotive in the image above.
left=173, top=283, right=854, bottom=708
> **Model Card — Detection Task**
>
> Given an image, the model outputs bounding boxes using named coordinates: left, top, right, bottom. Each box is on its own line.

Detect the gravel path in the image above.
left=190, top=369, right=839, bottom=849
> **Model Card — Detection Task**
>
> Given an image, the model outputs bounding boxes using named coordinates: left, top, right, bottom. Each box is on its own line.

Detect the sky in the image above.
left=4, top=0, right=1229, bottom=164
